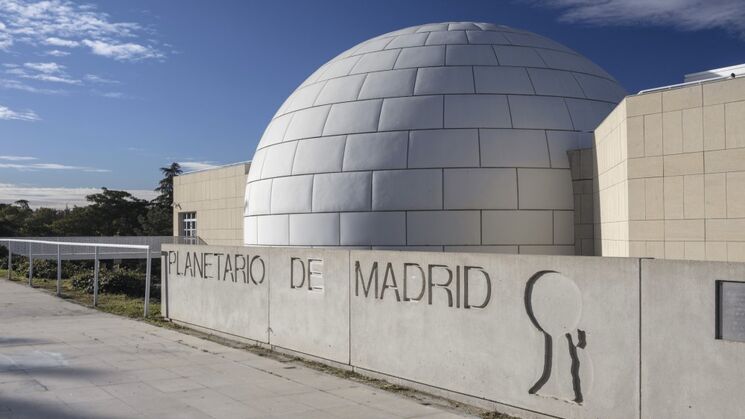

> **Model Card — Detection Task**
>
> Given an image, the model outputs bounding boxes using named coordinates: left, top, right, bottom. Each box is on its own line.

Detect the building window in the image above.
left=181, top=212, right=197, bottom=238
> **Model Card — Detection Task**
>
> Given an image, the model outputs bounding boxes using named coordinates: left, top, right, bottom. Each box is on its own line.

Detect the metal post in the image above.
left=56, top=244, right=61, bottom=297
left=7, top=243, right=11, bottom=280
left=93, top=247, right=99, bottom=307
left=144, top=250, right=151, bottom=317
left=28, top=244, right=33, bottom=287
left=161, top=251, right=169, bottom=319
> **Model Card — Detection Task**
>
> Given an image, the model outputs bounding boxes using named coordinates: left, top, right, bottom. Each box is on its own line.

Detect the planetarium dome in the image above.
left=244, top=22, right=626, bottom=254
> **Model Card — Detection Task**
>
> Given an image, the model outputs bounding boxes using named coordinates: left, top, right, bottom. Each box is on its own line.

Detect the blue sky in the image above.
left=1, top=0, right=744, bottom=207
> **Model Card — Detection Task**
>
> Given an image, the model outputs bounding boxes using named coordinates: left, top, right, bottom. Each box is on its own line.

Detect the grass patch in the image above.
left=0, top=268, right=163, bottom=323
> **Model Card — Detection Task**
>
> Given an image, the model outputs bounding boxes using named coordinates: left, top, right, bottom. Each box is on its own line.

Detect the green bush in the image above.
left=11, top=258, right=83, bottom=279
left=71, top=264, right=152, bottom=297
left=34, top=260, right=58, bottom=278
left=12, top=259, right=55, bottom=278
left=70, top=267, right=96, bottom=291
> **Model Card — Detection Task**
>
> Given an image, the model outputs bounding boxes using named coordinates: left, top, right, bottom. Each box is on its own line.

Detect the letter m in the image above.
left=355, top=261, right=378, bottom=298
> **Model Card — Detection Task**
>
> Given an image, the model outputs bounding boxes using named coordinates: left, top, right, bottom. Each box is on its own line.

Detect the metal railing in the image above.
left=1, top=236, right=202, bottom=260
left=2, top=238, right=157, bottom=316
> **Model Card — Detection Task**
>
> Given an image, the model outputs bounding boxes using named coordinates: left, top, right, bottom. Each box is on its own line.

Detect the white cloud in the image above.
left=0, top=183, right=158, bottom=209
left=84, top=74, right=118, bottom=84
left=24, top=62, right=64, bottom=74
left=44, top=49, right=70, bottom=57
left=0, top=34, right=11, bottom=50
left=178, top=161, right=221, bottom=172
left=0, top=161, right=109, bottom=172
left=98, top=91, right=125, bottom=99
left=0, top=104, right=39, bottom=121
left=0, top=155, right=37, bottom=161
left=44, top=36, right=79, bottom=47
left=32, top=163, right=109, bottom=172
left=5, top=67, right=25, bottom=76
left=0, top=78, right=65, bottom=94
left=82, top=39, right=162, bottom=61
left=0, top=0, right=142, bottom=40
left=0, top=20, right=11, bottom=49
left=9, top=62, right=81, bottom=84
left=0, top=0, right=165, bottom=61
left=0, top=0, right=165, bottom=103
left=529, top=0, right=745, bottom=38
left=25, top=73, right=81, bottom=85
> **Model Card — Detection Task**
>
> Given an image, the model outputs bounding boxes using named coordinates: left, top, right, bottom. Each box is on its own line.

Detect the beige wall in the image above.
left=568, top=148, right=596, bottom=256
left=172, top=163, right=249, bottom=246
left=594, top=76, right=745, bottom=262
left=593, top=101, right=630, bottom=256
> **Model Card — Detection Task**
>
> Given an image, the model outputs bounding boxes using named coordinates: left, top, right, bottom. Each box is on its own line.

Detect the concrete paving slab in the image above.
left=0, top=279, right=475, bottom=418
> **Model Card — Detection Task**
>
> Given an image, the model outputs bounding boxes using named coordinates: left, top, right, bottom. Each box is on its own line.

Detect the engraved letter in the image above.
left=250, top=256, right=265, bottom=285
left=168, top=251, right=177, bottom=275
left=223, top=253, right=234, bottom=282
left=380, top=262, right=401, bottom=302
left=203, top=253, right=212, bottom=279
left=234, top=254, right=247, bottom=283
left=307, top=258, right=324, bottom=292
left=355, top=261, right=378, bottom=298
left=290, top=257, right=305, bottom=289
left=184, top=252, right=193, bottom=276
left=192, top=252, right=204, bottom=278
left=464, top=266, right=491, bottom=309
left=403, top=263, right=425, bottom=302
left=427, top=264, right=453, bottom=307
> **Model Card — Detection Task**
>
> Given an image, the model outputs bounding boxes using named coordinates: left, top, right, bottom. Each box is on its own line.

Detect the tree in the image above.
left=3, top=163, right=181, bottom=238
left=154, top=162, right=181, bottom=207
left=87, top=188, right=149, bottom=236
left=136, top=205, right=171, bottom=236
left=20, top=207, right=65, bottom=236
left=14, top=200, right=30, bottom=210
left=138, top=162, right=182, bottom=236
left=0, top=202, right=33, bottom=236
left=51, top=206, right=96, bottom=236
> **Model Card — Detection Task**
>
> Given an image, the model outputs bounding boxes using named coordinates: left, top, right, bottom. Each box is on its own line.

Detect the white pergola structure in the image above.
left=1, top=236, right=184, bottom=316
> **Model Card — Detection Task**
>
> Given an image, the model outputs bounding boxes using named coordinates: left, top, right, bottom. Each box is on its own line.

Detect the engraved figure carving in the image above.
left=525, top=271, right=588, bottom=404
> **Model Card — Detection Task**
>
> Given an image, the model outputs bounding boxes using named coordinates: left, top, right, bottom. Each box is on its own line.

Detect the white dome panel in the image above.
left=342, top=131, right=408, bottom=171
left=358, top=69, right=417, bottom=99
left=425, top=30, right=468, bottom=45
left=245, top=22, right=627, bottom=254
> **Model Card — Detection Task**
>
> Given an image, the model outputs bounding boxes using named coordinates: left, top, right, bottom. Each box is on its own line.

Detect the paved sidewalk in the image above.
left=0, top=280, right=470, bottom=419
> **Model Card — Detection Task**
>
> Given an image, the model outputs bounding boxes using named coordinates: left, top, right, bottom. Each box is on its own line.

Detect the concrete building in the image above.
left=243, top=22, right=626, bottom=253
left=162, top=25, right=745, bottom=418
left=594, top=73, right=745, bottom=262
left=172, top=162, right=250, bottom=246
left=171, top=22, right=745, bottom=262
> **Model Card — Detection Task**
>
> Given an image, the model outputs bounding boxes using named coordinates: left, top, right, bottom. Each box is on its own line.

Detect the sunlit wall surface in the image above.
left=244, top=22, right=626, bottom=253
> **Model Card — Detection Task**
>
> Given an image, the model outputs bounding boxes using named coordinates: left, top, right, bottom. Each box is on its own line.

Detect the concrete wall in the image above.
left=162, top=244, right=745, bottom=418
left=641, top=258, right=745, bottom=418
left=172, top=163, right=249, bottom=246
left=163, top=245, right=269, bottom=343
left=594, top=76, right=745, bottom=262
left=268, top=247, right=350, bottom=363
left=349, top=250, right=638, bottom=419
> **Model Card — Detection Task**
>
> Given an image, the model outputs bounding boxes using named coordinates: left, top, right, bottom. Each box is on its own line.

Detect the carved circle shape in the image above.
left=528, top=271, right=582, bottom=336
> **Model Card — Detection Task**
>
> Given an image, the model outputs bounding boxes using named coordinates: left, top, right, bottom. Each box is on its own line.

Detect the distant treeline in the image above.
left=0, top=163, right=181, bottom=238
